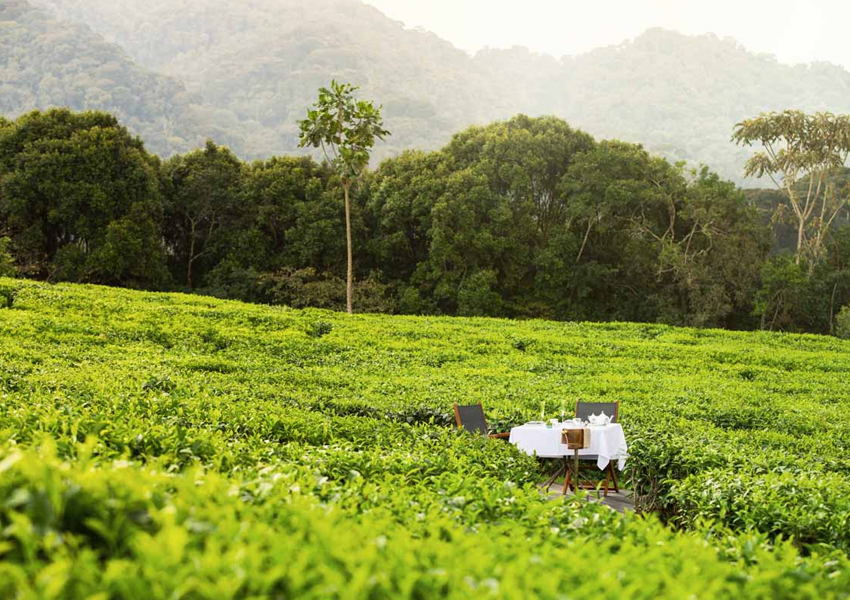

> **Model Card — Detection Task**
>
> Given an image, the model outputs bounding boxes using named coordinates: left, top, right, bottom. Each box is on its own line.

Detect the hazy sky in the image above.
left=362, top=0, right=850, bottom=69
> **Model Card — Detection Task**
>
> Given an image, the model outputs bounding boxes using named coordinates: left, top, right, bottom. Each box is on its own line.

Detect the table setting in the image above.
left=508, top=402, right=628, bottom=472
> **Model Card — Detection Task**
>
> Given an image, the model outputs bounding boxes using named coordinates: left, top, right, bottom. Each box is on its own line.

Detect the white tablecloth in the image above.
left=509, top=422, right=628, bottom=470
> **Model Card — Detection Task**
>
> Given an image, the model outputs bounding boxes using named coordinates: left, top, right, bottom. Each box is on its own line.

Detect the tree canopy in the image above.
left=0, top=0, right=207, bottom=157
left=0, top=108, right=168, bottom=286
left=1, top=108, right=849, bottom=335
left=734, top=110, right=850, bottom=267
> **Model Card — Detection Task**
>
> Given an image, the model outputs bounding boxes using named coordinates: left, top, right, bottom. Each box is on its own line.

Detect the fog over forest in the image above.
left=3, top=0, right=850, bottom=185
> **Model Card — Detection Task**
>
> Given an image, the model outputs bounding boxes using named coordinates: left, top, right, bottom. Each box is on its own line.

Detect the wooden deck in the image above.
left=540, top=480, right=635, bottom=512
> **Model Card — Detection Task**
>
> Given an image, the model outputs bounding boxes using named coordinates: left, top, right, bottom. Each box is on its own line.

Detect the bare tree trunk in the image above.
left=795, top=219, right=805, bottom=265
left=575, top=218, right=593, bottom=264
left=770, top=302, right=781, bottom=331
left=830, top=282, right=839, bottom=335
left=344, top=181, right=353, bottom=314
left=188, top=220, right=196, bottom=289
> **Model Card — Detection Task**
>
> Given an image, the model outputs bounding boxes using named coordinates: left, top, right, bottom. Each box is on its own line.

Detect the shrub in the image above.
left=0, top=236, right=15, bottom=277
left=305, top=320, right=333, bottom=338
left=261, top=267, right=396, bottom=313
left=836, top=304, right=850, bottom=339
left=457, top=269, right=502, bottom=317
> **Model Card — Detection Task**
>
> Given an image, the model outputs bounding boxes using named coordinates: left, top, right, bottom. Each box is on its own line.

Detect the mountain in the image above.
left=555, top=29, right=850, bottom=183
left=27, top=0, right=512, bottom=163
left=0, top=0, right=208, bottom=156
left=17, top=0, right=850, bottom=183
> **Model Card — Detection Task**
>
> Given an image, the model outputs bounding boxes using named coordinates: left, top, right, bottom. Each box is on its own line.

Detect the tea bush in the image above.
left=1, top=277, right=849, bottom=598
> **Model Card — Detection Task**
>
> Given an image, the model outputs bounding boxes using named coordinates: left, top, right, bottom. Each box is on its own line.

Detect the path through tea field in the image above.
left=1, top=278, right=849, bottom=599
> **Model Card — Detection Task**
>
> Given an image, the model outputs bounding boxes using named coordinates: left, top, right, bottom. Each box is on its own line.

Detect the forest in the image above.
left=2, top=108, right=850, bottom=336
left=5, top=0, right=850, bottom=183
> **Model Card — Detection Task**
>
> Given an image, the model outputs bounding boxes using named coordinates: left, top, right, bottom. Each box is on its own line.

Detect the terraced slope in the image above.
left=0, top=278, right=849, bottom=598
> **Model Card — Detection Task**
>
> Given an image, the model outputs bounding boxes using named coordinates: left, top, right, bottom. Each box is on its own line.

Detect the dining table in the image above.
left=508, top=421, right=628, bottom=472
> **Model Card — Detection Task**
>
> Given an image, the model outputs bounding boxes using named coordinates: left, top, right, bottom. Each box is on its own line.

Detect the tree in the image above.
left=162, top=141, right=243, bottom=288
left=426, top=168, right=511, bottom=315
left=367, top=150, right=449, bottom=285
left=440, top=115, right=596, bottom=316
left=753, top=256, right=814, bottom=332
left=565, top=140, right=655, bottom=265
left=0, top=109, right=168, bottom=287
left=298, top=81, right=389, bottom=314
left=733, top=111, right=850, bottom=269
left=660, top=168, right=769, bottom=328
left=237, top=155, right=331, bottom=273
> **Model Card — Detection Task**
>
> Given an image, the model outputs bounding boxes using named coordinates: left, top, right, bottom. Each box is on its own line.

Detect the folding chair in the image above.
left=453, top=402, right=510, bottom=439
left=571, top=400, right=620, bottom=496
left=561, top=427, right=589, bottom=494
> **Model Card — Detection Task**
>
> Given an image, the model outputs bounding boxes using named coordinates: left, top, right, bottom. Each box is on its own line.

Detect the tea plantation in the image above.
left=1, top=277, right=849, bottom=599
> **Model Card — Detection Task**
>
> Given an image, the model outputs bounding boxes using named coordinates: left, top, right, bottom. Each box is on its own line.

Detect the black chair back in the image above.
left=454, top=403, right=488, bottom=435
left=575, top=401, right=619, bottom=423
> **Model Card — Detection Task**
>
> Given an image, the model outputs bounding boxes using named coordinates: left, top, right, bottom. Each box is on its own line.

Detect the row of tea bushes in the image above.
left=1, top=441, right=849, bottom=600
left=673, top=469, right=850, bottom=553
left=2, top=277, right=850, bottom=596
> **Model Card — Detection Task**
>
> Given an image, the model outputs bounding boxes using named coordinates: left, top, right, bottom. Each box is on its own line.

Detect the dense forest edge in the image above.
left=1, top=107, right=850, bottom=336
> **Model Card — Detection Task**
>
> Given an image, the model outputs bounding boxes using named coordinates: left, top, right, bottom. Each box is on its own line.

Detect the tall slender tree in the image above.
left=733, top=110, right=850, bottom=269
left=298, top=81, right=389, bottom=314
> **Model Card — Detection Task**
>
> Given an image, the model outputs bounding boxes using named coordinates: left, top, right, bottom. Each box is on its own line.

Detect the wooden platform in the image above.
left=541, top=480, right=635, bottom=513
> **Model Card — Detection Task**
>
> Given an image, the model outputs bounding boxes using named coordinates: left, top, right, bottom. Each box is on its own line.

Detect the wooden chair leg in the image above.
left=542, top=462, right=565, bottom=489
left=562, top=457, right=571, bottom=495
left=610, top=464, right=619, bottom=493
left=573, top=451, right=580, bottom=494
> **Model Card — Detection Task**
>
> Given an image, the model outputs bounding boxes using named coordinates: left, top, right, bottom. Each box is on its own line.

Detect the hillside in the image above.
left=28, top=0, right=512, bottom=163
left=1, top=278, right=850, bottom=596
left=20, top=0, right=850, bottom=182
left=553, top=29, right=850, bottom=182
left=0, top=0, right=208, bottom=156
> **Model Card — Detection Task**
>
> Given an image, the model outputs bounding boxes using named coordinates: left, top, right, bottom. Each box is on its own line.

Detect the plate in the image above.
left=525, top=421, right=545, bottom=425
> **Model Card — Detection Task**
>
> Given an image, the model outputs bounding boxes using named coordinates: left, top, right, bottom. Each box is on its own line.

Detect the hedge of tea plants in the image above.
left=0, top=277, right=849, bottom=599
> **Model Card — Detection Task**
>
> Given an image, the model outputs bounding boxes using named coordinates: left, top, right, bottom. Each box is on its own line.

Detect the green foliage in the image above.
left=457, top=270, right=502, bottom=317
left=298, top=80, right=389, bottom=181
left=1, top=279, right=850, bottom=596
left=381, top=118, right=769, bottom=325
left=298, top=80, right=389, bottom=313
left=0, top=108, right=169, bottom=287
left=754, top=256, right=815, bottom=331
left=673, top=470, right=850, bottom=552
left=734, top=110, right=850, bottom=266
left=0, top=108, right=785, bottom=328
left=0, top=236, right=15, bottom=277
left=259, top=267, right=395, bottom=313
left=162, top=141, right=244, bottom=288
left=837, top=305, right=850, bottom=339
left=305, top=319, right=333, bottom=338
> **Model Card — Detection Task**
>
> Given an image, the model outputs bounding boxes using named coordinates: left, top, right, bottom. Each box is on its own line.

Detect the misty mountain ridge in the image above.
left=9, top=0, right=850, bottom=185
